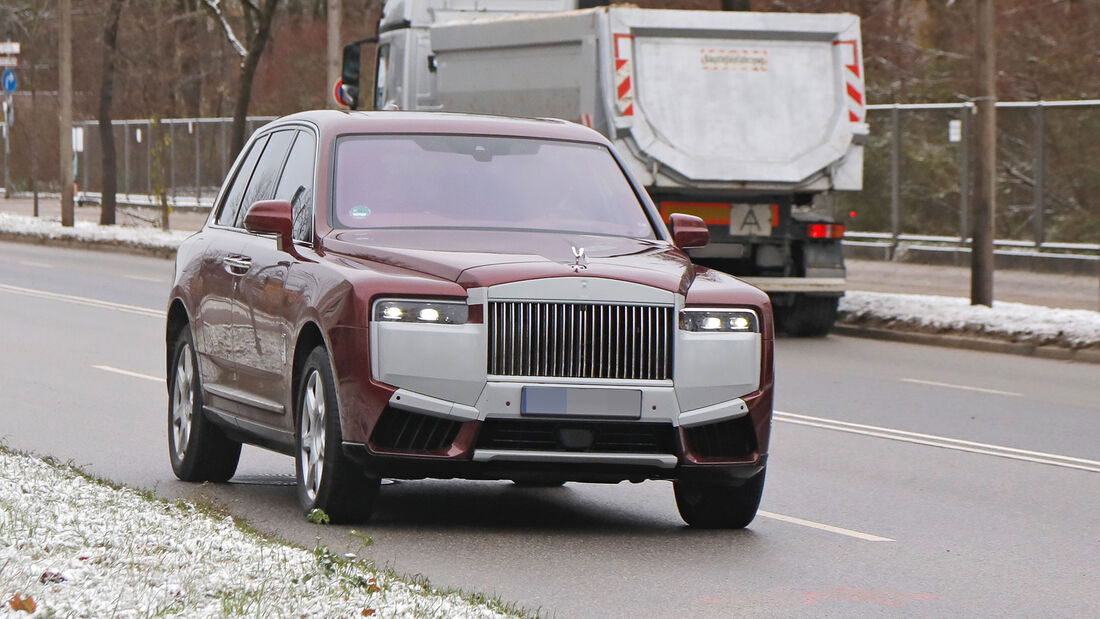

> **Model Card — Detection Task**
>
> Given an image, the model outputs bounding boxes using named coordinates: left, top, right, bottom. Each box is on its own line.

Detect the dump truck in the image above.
left=339, top=0, right=867, bottom=336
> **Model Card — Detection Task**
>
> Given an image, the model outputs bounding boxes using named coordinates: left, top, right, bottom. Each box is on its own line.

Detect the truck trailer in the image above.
left=340, top=0, right=867, bottom=335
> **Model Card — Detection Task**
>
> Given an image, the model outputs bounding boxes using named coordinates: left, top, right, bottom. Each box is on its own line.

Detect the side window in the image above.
left=215, top=135, right=268, bottom=227
left=235, top=130, right=296, bottom=227
left=274, top=130, right=317, bottom=242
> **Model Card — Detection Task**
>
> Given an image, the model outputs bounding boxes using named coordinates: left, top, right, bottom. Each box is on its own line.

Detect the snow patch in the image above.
left=0, top=213, right=188, bottom=250
left=841, top=291, right=1100, bottom=348
left=0, top=449, right=516, bottom=618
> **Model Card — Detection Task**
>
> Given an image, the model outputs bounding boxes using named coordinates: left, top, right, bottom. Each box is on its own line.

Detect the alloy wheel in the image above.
left=171, top=343, right=195, bottom=458
left=299, top=370, right=327, bottom=502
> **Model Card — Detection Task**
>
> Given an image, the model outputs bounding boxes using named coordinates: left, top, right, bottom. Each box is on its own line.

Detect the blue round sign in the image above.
left=2, top=69, right=16, bottom=94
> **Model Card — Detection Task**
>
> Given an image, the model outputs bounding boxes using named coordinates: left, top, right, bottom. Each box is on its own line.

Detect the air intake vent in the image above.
left=488, top=301, right=673, bottom=380
left=683, top=416, right=757, bottom=459
left=476, top=419, right=676, bottom=454
left=371, top=408, right=461, bottom=452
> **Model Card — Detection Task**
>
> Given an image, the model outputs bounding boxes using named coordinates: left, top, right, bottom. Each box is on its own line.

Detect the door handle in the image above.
left=222, top=255, right=252, bottom=275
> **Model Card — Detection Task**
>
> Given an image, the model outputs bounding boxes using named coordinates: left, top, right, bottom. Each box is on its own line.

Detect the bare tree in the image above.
left=203, top=0, right=282, bottom=157
left=98, top=0, right=125, bottom=225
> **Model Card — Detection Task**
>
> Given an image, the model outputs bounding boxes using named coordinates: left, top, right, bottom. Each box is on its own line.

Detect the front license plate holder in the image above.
left=521, top=387, right=642, bottom=419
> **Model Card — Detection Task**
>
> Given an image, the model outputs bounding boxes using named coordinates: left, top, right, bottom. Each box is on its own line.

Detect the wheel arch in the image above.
left=291, top=321, right=328, bottom=417
left=166, top=299, right=191, bottom=387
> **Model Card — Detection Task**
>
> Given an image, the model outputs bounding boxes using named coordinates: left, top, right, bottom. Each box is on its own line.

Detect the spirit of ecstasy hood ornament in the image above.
left=570, top=246, right=588, bottom=272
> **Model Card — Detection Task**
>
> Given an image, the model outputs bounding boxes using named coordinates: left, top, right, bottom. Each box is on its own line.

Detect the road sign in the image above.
left=0, top=42, right=20, bottom=55
left=1, top=70, right=14, bottom=94
left=0, top=57, right=17, bottom=68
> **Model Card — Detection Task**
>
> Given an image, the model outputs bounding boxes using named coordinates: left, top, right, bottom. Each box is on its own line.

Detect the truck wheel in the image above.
left=674, top=468, right=765, bottom=529
left=168, top=328, right=241, bottom=482
left=296, top=346, right=380, bottom=524
left=780, top=295, right=838, bottom=337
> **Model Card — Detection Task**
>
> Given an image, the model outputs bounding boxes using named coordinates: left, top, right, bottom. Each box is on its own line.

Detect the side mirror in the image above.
left=669, top=213, right=710, bottom=249
left=244, top=200, right=296, bottom=253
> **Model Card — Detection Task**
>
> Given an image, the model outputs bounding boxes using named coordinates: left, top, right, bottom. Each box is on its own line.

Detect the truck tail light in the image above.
left=807, top=223, right=845, bottom=239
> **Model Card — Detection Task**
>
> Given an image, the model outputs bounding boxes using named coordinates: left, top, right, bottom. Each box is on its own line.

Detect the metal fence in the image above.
left=72, top=116, right=276, bottom=208
left=68, top=102, right=1100, bottom=247
left=840, top=100, right=1100, bottom=247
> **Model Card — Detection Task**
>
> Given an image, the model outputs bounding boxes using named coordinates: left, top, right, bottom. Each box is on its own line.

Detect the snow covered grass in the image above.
left=0, top=212, right=188, bottom=251
left=840, top=290, right=1100, bottom=348
left=0, top=447, right=523, bottom=618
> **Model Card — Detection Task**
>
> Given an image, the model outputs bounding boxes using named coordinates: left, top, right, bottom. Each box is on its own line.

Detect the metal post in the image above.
left=890, top=105, right=901, bottom=256
left=959, top=105, right=971, bottom=245
left=220, top=120, right=227, bottom=180
left=123, top=122, right=130, bottom=199
left=81, top=125, right=88, bottom=197
left=194, top=121, right=201, bottom=204
left=1033, top=102, right=1046, bottom=247
left=169, top=121, right=176, bottom=202
left=146, top=121, right=152, bottom=197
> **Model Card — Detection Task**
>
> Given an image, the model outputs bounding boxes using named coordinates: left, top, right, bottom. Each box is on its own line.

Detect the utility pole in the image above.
left=327, top=0, right=341, bottom=109
left=59, top=0, right=74, bottom=227
left=971, top=0, right=995, bottom=307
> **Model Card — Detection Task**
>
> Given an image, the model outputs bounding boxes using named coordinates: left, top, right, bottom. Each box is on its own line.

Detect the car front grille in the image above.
left=476, top=419, right=677, bottom=454
left=487, top=301, right=673, bottom=380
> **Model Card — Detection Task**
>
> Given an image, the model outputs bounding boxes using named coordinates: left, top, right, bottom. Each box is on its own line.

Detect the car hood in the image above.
left=323, top=229, right=697, bottom=294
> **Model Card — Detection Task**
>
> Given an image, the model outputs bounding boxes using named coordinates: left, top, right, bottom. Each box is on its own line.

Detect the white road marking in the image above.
left=901, top=377, right=1021, bottom=397
left=124, top=274, right=165, bottom=283
left=0, top=283, right=164, bottom=318
left=775, top=411, right=1100, bottom=474
left=758, top=511, right=894, bottom=542
left=17, top=260, right=53, bottom=269
left=93, top=365, right=163, bottom=383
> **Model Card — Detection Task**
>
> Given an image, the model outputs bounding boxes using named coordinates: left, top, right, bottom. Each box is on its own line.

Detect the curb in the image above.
left=833, top=324, right=1100, bottom=365
left=0, top=231, right=179, bottom=260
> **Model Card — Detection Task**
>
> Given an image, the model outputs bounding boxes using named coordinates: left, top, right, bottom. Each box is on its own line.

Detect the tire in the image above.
left=295, top=346, right=380, bottom=524
left=674, top=467, right=766, bottom=529
left=780, top=295, right=838, bottom=337
left=168, top=327, right=241, bottom=482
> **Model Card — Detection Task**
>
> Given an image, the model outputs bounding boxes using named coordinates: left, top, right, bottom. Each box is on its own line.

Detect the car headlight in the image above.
left=679, top=308, right=759, bottom=333
left=373, top=299, right=469, bottom=325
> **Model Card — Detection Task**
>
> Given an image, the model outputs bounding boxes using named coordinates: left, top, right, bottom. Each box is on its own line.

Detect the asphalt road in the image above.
left=1, top=240, right=1097, bottom=617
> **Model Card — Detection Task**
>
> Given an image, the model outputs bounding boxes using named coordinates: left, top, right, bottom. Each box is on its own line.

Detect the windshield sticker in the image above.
left=350, top=206, right=371, bottom=219
left=701, top=49, right=768, bottom=72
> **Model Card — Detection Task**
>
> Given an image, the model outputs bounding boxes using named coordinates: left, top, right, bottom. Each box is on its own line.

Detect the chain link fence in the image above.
left=47, top=102, right=1100, bottom=250
left=71, top=116, right=276, bottom=208
left=840, top=100, right=1100, bottom=248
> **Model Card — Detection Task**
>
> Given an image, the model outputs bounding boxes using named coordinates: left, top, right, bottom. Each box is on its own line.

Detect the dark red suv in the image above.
left=166, top=110, right=773, bottom=527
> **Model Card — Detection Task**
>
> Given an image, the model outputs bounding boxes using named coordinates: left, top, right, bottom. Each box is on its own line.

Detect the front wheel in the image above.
left=295, top=346, right=379, bottom=524
left=674, top=468, right=766, bottom=529
left=168, top=327, right=241, bottom=482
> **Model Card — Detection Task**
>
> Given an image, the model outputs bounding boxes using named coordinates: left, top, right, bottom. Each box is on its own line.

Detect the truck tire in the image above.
left=780, top=295, right=838, bottom=337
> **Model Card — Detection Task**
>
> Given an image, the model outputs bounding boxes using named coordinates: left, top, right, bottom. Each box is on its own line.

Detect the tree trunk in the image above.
left=721, top=0, right=751, bottom=10
left=98, top=0, right=124, bottom=226
left=230, top=0, right=280, bottom=158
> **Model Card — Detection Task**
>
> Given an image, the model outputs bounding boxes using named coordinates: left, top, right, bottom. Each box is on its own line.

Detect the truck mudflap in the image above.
left=739, top=277, right=846, bottom=295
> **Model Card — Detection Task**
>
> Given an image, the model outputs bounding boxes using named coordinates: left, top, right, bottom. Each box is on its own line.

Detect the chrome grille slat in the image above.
left=488, top=301, right=672, bottom=380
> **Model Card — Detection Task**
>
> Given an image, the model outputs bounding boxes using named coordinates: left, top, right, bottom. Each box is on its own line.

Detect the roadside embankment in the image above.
left=0, top=445, right=522, bottom=617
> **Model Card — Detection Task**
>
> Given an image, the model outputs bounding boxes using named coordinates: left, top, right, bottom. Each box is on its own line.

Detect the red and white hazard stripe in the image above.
left=834, top=39, right=864, bottom=123
left=579, top=114, right=593, bottom=128
left=613, top=33, right=634, bottom=117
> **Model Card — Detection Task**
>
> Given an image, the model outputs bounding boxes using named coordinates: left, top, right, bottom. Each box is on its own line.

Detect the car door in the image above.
left=230, top=129, right=298, bottom=424
left=195, top=134, right=268, bottom=413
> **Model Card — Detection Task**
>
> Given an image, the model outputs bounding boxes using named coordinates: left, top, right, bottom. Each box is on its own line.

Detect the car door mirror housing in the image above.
left=244, top=200, right=296, bottom=253
left=669, top=213, right=710, bottom=249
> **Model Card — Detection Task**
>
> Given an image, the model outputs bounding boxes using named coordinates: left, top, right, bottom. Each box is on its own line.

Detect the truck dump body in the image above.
left=425, top=7, right=866, bottom=193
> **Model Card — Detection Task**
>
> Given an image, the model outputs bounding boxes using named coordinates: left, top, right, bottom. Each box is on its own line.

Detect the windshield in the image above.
left=332, top=135, right=656, bottom=239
